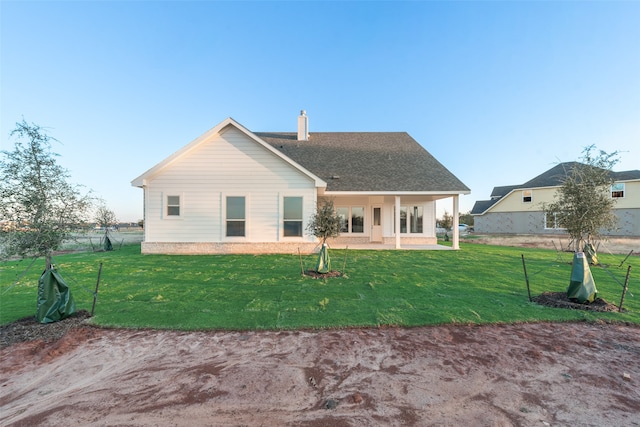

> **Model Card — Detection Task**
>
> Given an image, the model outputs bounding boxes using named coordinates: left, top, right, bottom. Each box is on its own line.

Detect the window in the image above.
left=283, top=197, right=303, bottom=237
left=395, top=206, right=423, bottom=234
left=166, top=195, right=181, bottom=216
left=335, top=206, right=365, bottom=233
left=544, top=212, right=564, bottom=230
left=399, top=207, right=407, bottom=233
left=611, top=183, right=625, bottom=198
left=544, top=212, right=555, bottom=229
left=226, top=196, right=245, bottom=237
left=351, top=207, right=364, bottom=233
left=336, top=207, right=349, bottom=233
left=522, top=190, right=532, bottom=203
left=410, top=206, right=423, bottom=233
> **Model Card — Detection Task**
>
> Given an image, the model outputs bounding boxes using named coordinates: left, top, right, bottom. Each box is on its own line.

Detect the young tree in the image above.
left=95, top=205, right=118, bottom=230
left=0, top=120, right=93, bottom=267
left=439, top=210, right=453, bottom=230
left=459, top=211, right=474, bottom=227
left=95, top=205, right=118, bottom=251
left=543, top=145, right=620, bottom=253
left=306, top=198, right=342, bottom=273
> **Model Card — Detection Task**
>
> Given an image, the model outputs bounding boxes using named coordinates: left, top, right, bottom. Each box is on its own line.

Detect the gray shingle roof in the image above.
left=613, top=169, right=640, bottom=181
left=491, top=185, right=518, bottom=199
left=471, top=199, right=498, bottom=215
left=520, top=162, right=580, bottom=188
left=255, top=132, right=470, bottom=193
left=520, top=162, right=640, bottom=188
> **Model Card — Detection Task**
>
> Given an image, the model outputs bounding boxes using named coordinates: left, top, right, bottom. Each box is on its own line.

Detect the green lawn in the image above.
left=1, top=243, right=637, bottom=329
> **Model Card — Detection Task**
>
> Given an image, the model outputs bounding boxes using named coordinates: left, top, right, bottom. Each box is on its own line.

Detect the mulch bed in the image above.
left=303, top=270, right=344, bottom=279
left=0, top=309, right=92, bottom=348
left=533, top=292, right=622, bottom=312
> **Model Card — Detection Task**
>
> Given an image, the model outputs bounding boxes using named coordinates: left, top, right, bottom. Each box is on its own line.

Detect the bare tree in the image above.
left=95, top=205, right=118, bottom=230
left=0, top=120, right=93, bottom=267
left=543, top=145, right=619, bottom=253
left=94, top=205, right=118, bottom=251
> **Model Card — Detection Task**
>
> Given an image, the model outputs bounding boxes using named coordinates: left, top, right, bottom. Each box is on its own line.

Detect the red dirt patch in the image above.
left=1, top=320, right=639, bottom=426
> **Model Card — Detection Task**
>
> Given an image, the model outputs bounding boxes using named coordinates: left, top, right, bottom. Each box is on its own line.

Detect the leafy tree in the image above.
left=439, top=210, right=453, bottom=230
left=0, top=120, right=93, bottom=267
left=459, top=211, right=474, bottom=227
left=543, top=145, right=619, bottom=253
left=307, top=198, right=342, bottom=246
left=306, top=198, right=342, bottom=273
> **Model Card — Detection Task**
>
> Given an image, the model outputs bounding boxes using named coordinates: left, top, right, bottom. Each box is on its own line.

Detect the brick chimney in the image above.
left=297, top=110, right=309, bottom=141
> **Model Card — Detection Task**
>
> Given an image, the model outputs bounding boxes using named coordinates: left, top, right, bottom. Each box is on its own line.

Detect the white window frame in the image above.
left=544, top=211, right=564, bottom=230
left=163, top=193, right=184, bottom=219
left=335, top=206, right=365, bottom=234
left=224, top=195, right=249, bottom=240
left=522, top=190, right=533, bottom=203
left=282, top=195, right=304, bottom=238
left=336, top=207, right=349, bottom=233
left=408, top=205, right=424, bottom=234
left=611, top=183, right=625, bottom=199
left=394, top=205, right=425, bottom=234
left=351, top=206, right=365, bottom=234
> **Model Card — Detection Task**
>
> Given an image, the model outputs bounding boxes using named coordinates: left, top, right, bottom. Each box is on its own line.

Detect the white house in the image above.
left=131, top=112, right=470, bottom=254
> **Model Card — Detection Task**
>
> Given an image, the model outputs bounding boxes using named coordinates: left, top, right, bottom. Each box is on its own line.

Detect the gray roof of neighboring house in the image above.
left=471, top=162, right=640, bottom=215
left=491, top=185, right=518, bottom=199
left=255, top=132, right=470, bottom=193
left=613, top=169, right=640, bottom=181
left=520, top=162, right=581, bottom=188
left=470, top=199, right=498, bottom=215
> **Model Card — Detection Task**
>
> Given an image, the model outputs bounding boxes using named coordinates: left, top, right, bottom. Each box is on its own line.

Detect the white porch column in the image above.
left=452, top=195, right=460, bottom=250
left=395, top=195, right=401, bottom=249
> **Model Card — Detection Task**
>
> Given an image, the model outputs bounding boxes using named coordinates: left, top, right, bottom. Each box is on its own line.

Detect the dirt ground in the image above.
left=465, top=234, right=640, bottom=256
left=0, top=319, right=638, bottom=426
left=1, top=236, right=639, bottom=426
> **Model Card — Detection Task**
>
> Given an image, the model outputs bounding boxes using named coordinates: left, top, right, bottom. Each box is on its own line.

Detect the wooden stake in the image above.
left=298, top=248, right=305, bottom=276
left=521, top=254, right=532, bottom=302
left=342, top=246, right=348, bottom=276
left=618, top=265, right=631, bottom=312
left=91, top=262, right=103, bottom=317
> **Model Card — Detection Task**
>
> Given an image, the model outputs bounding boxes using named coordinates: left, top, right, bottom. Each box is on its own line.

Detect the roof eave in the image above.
left=323, top=190, right=471, bottom=196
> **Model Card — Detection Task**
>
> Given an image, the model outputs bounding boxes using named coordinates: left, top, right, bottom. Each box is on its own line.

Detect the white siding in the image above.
left=144, top=127, right=317, bottom=243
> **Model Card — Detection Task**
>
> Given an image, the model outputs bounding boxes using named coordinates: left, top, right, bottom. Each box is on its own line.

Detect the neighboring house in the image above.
left=471, top=162, right=640, bottom=236
left=131, top=112, right=470, bottom=254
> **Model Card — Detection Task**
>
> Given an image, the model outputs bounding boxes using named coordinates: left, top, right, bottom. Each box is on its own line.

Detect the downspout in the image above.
left=395, top=196, right=401, bottom=249
left=452, top=195, right=460, bottom=250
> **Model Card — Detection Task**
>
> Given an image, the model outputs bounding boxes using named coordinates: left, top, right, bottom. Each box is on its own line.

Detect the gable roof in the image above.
left=255, top=132, right=470, bottom=194
left=471, top=161, right=640, bottom=215
left=131, top=118, right=470, bottom=195
left=131, top=118, right=326, bottom=188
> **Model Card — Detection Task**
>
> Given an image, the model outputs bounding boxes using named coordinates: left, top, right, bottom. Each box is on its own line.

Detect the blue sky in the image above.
left=2, top=1, right=638, bottom=222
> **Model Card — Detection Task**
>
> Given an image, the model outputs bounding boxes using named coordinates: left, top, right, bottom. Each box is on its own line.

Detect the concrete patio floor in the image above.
left=326, top=243, right=454, bottom=251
